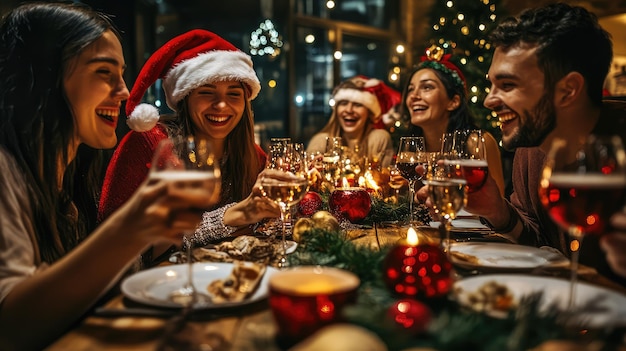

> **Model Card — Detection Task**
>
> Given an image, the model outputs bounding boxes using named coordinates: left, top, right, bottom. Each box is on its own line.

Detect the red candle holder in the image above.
left=328, top=187, right=372, bottom=223
left=383, top=228, right=453, bottom=299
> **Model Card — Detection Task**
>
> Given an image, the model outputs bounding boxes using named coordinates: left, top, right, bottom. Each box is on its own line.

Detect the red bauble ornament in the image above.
left=383, top=242, right=453, bottom=299
left=328, top=187, right=371, bottom=223
left=298, top=191, right=323, bottom=217
left=387, top=298, right=432, bottom=335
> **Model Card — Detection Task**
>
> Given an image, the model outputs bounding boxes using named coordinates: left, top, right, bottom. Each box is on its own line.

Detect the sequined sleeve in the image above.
left=185, top=202, right=239, bottom=248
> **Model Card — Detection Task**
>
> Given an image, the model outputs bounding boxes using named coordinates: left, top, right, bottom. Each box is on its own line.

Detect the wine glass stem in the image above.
left=185, top=239, right=196, bottom=306
left=278, top=203, right=289, bottom=268
left=408, top=180, right=416, bottom=225
left=439, top=216, right=452, bottom=260
left=567, top=229, right=584, bottom=308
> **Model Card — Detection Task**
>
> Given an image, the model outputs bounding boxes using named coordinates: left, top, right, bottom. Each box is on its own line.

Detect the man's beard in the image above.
left=505, top=93, right=556, bottom=150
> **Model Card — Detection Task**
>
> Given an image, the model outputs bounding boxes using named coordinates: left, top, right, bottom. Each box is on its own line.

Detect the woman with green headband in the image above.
left=401, top=45, right=505, bottom=196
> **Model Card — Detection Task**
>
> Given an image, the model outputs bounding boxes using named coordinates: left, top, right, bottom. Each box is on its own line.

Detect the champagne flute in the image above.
left=424, top=156, right=467, bottom=257
left=453, top=129, right=489, bottom=193
left=261, top=143, right=309, bottom=268
left=322, top=136, right=343, bottom=187
left=539, top=135, right=626, bottom=307
left=396, top=136, right=426, bottom=225
left=150, top=136, right=221, bottom=306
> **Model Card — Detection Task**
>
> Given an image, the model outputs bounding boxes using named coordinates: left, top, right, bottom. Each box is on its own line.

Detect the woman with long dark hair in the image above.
left=0, top=3, right=218, bottom=349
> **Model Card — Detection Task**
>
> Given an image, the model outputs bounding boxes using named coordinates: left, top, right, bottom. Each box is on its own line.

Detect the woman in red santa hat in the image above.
left=306, top=75, right=401, bottom=168
left=99, top=29, right=284, bottom=264
left=401, top=45, right=505, bottom=196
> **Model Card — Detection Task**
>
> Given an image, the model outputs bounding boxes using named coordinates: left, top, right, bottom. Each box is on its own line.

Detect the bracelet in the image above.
left=489, top=203, right=520, bottom=234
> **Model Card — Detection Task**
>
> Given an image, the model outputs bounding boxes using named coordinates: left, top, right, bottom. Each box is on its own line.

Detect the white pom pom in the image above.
left=126, top=103, right=159, bottom=132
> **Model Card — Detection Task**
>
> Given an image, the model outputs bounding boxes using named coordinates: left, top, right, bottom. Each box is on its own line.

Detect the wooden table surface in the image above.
left=44, top=225, right=626, bottom=351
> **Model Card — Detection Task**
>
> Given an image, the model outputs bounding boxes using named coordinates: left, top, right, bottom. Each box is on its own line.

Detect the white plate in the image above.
left=454, top=274, right=626, bottom=327
left=430, top=218, right=492, bottom=232
left=449, top=242, right=568, bottom=270
left=121, top=262, right=277, bottom=309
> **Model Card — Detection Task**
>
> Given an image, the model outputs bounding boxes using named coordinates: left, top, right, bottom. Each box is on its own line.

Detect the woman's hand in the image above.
left=223, top=169, right=285, bottom=227
left=111, top=176, right=221, bottom=245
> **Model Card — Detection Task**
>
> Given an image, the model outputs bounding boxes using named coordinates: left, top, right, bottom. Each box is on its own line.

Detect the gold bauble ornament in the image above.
left=292, top=218, right=315, bottom=242
left=311, top=210, right=341, bottom=232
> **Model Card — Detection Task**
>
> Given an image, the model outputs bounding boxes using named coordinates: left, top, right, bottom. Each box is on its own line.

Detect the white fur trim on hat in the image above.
left=332, top=88, right=381, bottom=118
left=163, top=50, right=261, bottom=110
left=126, top=103, right=160, bottom=132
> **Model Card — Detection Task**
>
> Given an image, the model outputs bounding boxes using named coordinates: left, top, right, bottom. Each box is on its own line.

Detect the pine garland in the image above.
left=315, top=190, right=432, bottom=226
left=287, top=229, right=625, bottom=351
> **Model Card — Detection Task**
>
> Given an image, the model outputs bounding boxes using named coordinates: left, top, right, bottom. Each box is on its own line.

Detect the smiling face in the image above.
left=335, top=99, right=371, bottom=139
left=63, top=30, right=129, bottom=150
left=405, top=68, right=459, bottom=130
left=484, top=43, right=556, bottom=150
left=187, top=80, right=246, bottom=144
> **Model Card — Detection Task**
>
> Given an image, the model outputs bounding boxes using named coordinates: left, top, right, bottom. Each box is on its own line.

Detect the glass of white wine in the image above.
left=261, top=143, right=309, bottom=268
left=150, top=135, right=221, bottom=306
left=424, top=156, right=467, bottom=257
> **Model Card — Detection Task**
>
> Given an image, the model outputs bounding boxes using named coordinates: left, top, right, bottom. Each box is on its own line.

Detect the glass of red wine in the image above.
left=396, top=136, right=426, bottom=226
left=539, top=135, right=626, bottom=307
left=453, top=129, right=489, bottom=193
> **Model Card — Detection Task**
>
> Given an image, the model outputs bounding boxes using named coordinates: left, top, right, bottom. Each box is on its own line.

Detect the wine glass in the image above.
left=424, top=156, right=467, bottom=257
left=396, top=136, right=426, bottom=225
left=453, top=129, right=489, bottom=193
left=261, top=143, right=309, bottom=268
left=322, top=136, right=343, bottom=187
left=539, top=135, right=626, bottom=308
left=388, top=163, right=407, bottom=204
left=150, top=136, right=221, bottom=306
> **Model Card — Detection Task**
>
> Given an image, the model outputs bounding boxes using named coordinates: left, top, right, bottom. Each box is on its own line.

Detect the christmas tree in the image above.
left=423, top=0, right=508, bottom=136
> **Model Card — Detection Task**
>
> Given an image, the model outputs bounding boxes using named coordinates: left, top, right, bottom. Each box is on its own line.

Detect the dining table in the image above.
left=45, top=222, right=626, bottom=351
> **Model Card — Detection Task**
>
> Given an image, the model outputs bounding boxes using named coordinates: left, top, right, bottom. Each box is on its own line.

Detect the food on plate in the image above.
left=194, top=235, right=279, bottom=263
left=207, top=261, right=267, bottom=303
left=450, top=251, right=481, bottom=265
left=455, top=280, right=515, bottom=314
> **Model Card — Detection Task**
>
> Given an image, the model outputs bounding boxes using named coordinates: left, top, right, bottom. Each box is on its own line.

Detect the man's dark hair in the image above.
left=489, top=3, right=612, bottom=106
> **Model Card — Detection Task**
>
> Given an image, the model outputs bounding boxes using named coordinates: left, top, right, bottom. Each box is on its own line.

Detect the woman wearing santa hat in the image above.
left=99, top=29, right=283, bottom=263
left=306, top=75, right=401, bottom=168
left=401, top=45, right=505, bottom=196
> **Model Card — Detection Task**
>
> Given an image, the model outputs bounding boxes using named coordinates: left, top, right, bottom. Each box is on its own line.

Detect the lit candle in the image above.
left=382, top=227, right=453, bottom=300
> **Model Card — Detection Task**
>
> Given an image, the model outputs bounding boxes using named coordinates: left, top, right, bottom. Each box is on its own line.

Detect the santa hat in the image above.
left=126, top=29, right=261, bottom=132
left=331, top=75, right=401, bottom=124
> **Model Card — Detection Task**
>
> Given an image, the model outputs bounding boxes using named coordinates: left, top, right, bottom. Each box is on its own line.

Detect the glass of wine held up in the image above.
left=150, top=136, right=221, bottom=307
left=453, top=129, right=489, bottom=193
left=396, top=136, right=426, bottom=226
left=539, top=135, right=626, bottom=308
left=261, top=143, right=309, bottom=268
left=424, top=154, right=468, bottom=257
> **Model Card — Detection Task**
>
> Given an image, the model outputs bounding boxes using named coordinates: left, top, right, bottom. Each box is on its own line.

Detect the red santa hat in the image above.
left=126, top=29, right=261, bottom=132
left=331, top=75, right=401, bottom=125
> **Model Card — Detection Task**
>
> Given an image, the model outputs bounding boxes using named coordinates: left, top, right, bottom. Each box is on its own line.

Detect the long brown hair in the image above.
left=168, top=86, right=260, bottom=202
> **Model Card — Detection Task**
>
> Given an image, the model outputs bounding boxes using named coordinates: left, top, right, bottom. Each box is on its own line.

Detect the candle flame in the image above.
left=407, top=227, right=418, bottom=245
left=360, top=170, right=380, bottom=190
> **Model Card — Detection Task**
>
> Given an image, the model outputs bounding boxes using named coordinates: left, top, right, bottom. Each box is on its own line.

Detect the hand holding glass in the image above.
left=261, top=143, right=309, bottom=268
left=150, top=136, right=221, bottom=306
left=539, top=135, right=626, bottom=307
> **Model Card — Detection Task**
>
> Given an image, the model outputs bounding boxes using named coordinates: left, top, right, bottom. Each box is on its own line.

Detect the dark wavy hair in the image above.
left=0, top=2, right=119, bottom=263
left=488, top=3, right=612, bottom=106
left=401, top=65, right=476, bottom=140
